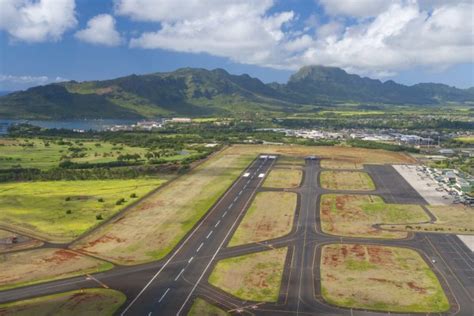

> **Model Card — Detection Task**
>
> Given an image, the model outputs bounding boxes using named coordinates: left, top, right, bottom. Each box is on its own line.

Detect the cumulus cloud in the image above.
left=117, top=0, right=473, bottom=77
left=75, top=14, right=122, bottom=46
left=0, top=0, right=77, bottom=42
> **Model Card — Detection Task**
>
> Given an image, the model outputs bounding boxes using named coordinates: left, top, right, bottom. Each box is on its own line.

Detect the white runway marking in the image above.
left=206, top=231, right=213, bottom=239
left=222, top=211, right=227, bottom=217
left=158, top=288, right=170, bottom=302
left=233, top=197, right=238, bottom=202
left=174, top=268, right=185, bottom=281
left=215, top=220, right=221, bottom=227
left=196, top=242, right=204, bottom=252
left=228, top=203, right=233, bottom=209
left=188, top=257, right=194, bottom=264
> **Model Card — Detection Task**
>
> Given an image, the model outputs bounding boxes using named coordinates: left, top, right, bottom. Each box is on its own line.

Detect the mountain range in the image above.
left=0, top=66, right=472, bottom=119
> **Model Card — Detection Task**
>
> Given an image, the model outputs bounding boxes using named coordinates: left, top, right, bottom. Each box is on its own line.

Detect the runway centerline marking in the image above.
left=196, top=242, right=204, bottom=252
left=174, top=268, right=185, bottom=281
left=158, top=288, right=170, bottom=303
left=222, top=211, right=227, bottom=217
left=206, top=231, right=213, bottom=239
left=188, top=257, right=194, bottom=264
left=215, top=220, right=221, bottom=227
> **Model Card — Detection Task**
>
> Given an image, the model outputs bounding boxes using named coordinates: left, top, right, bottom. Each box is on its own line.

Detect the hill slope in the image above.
left=0, top=66, right=472, bottom=119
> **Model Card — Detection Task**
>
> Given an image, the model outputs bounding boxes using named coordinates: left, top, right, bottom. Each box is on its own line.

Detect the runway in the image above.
left=0, top=156, right=473, bottom=315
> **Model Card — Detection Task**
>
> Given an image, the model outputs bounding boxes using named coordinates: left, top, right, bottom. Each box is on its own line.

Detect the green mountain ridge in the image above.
left=0, top=66, right=472, bottom=119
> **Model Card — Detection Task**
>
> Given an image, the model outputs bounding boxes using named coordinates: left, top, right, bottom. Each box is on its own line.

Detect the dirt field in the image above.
left=229, top=192, right=296, bottom=246
left=263, top=168, right=302, bottom=188
left=225, top=145, right=416, bottom=165
left=320, top=195, right=429, bottom=238
left=320, top=244, right=449, bottom=313
left=0, top=230, right=43, bottom=253
left=209, top=247, right=287, bottom=302
left=0, top=249, right=113, bottom=291
left=188, top=298, right=228, bottom=316
left=320, top=158, right=363, bottom=169
left=381, top=204, right=474, bottom=234
left=0, top=288, right=125, bottom=316
left=71, top=150, right=255, bottom=265
left=320, top=171, right=375, bottom=191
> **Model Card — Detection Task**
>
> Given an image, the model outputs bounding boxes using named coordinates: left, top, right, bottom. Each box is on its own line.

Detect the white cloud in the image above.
left=75, top=14, right=122, bottom=46
left=127, top=1, right=296, bottom=67
left=0, top=74, right=67, bottom=90
left=319, top=0, right=395, bottom=18
left=0, top=0, right=77, bottom=42
left=117, top=0, right=473, bottom=78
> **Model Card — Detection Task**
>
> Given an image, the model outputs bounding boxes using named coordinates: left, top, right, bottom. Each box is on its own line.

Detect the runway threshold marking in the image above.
left=176, top=158, right=275, bottom=315
left=196, top=242, right=204, bottom=252
left=158, top=288, right=170, bottom=302
left=120, top=158, right=263, bottom=316
left=174, top=268, right=185, bottom=281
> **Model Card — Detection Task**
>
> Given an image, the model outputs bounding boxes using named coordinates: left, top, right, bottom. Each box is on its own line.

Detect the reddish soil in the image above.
left=369, top=277, right=402, bottom=288
left=367, top=246, right=393, bottom=265
left=407, top=281, right=427, bottom=294
left=43, top=250, right=80, bottom=264
left=83, top=234, right=126, bottom=248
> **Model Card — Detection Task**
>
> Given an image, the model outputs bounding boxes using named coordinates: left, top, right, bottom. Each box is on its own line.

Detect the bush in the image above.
left=65, top=196, right=71, bottom=201
left=66, top=210, right=72, bottom=214
left=130, top=193, right=137, bottom=198
left=116, top=198, right=125, bottom=205
left=98, top=198, right=104, bottom=202
left=96, top=214, right=103, bottom=220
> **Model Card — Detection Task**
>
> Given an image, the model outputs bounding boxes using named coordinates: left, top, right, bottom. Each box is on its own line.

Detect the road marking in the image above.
left=188, top=256, right=194, bottom=264
left=215, top=220, right=221, bottom=227
left=120, top=157, right=264, bottom=316
left=228, top=203, right=233, bottom=209
left=174, top=268, right=185, bottom=281
left=238, top=191, right=242, bottom=196
left=148, top=312, right=152, bottom=316
left=196, top=242, right=204, bottom=252
left=222, top=211, right=227, bottom=217
left=158, top=288, right=170, bottom=302
left=206, top=231, right=213, bottom=239
left=176, top=158, right=275, bottom=315
left=233, top=197, right=238, bottom=202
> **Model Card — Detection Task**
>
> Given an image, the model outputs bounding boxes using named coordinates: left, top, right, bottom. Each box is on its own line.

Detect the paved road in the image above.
left=0, top=156, right=473, bottom=316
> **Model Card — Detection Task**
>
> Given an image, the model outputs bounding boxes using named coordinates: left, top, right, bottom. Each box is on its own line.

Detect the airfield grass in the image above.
left=275, top=156, right=305, bottom=167
left=0, top=248, right=113, bottom=291
left=263, top=168, right=302, bottom=189
left=320, top=158, right=363, bottom=169
left=0, top=138, right=150, bottom=170
left=224, top=144, right=416, bottom=165
left=0, top=179, right=165, bottom=243
left=229, top=192, right=296, bottom=246
left=72, top=150, right=255, bottom=265
left=320, top=244, right=450, bottom=313
left=209, top=248, right=287, bottom=302
left=0, top=288, right=125, bottom=316
left=320, top=171, right=375, bottom=191
left=188, top=298, right=229, bottom=316
left=320, top=195, right=430, bottom=239
left=381, top=204, right=474, bottom=234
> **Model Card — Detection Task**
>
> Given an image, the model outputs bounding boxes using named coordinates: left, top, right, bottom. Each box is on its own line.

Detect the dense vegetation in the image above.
left=1, top=66, right=472, bottom=119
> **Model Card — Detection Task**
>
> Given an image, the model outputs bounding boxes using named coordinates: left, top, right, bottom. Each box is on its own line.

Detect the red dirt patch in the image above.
left=43, top=250, right=80, bottom=264
left=407, top=281, right=427, bottom=294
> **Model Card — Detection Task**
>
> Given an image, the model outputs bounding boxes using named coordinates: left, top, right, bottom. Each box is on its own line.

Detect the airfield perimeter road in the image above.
left=0, top=156, right=472, bottom=315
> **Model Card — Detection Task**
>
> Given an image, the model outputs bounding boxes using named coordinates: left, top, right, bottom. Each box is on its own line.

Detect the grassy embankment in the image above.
left=320, top=171, right=375, bottom=191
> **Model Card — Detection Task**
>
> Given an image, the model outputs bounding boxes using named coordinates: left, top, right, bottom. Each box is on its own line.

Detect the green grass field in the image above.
left=0, top=138, right=151, bottom=169
left=0, top=179, right=165, bottom=242
left=0, top=289, right=125, bottom=316
left=209, top=248, right=287, bottom=302
left=454, top=136, right=474, bottom=144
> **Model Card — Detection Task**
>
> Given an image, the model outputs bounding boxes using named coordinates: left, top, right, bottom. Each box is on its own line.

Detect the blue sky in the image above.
left=1, top=0, right=473, bottom=91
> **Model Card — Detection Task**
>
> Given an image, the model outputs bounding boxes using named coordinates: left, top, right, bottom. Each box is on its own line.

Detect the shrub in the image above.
left=96, top=214, right=103, bottom=220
